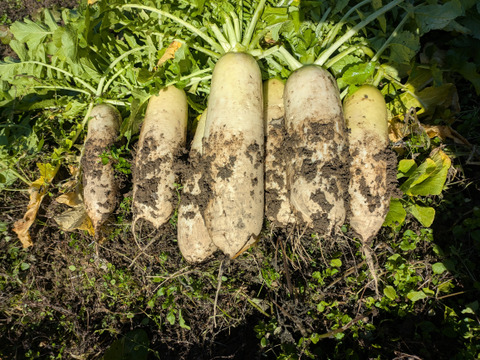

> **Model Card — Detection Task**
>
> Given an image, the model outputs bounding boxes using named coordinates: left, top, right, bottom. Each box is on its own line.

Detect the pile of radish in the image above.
left=80, top=0, right=399, bottom=265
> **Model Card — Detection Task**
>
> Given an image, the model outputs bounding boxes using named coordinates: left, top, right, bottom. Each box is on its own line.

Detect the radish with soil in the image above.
left=177, top=111, right=218, bottom=263
left=344, top=85, right=391, bottom=242
left=81, top=104, right=121, bottom=232
left=284, top=65, right=348, bottom=235
left=123, top=0, right=278, bottom=257
left=263, top=78, right=294, bottom=228
left=274, top=0, right=404, bottom=236
left=132, top=85, right=188, bottom=231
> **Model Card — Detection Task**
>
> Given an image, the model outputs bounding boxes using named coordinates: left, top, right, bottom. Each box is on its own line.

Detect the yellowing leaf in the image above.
left=423, top=125, right=472, bottom=147
left=55, top=206, right=94, bottom=235
left=156, top=41, right=183, bottom=68
left=13, top=184, right=47, bottom=248
left=13, top=163, right=59, bottom=248
left=54, top=186, right=94, bottom=236
left=56, top=192, right=83, bottom=207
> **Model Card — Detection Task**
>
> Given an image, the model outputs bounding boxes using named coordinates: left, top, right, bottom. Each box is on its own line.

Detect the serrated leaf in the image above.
left=52, top=25, right=78, bottom=62
left=339, top=62, right=376, bottom=86
left=43, top=9, right=60, bottom=32
left=383, top=198, right=406, bottom=228
left=10, top=20, right=52, bottom=51
left=383, top=285, right=397, bottom=300
left=389, top=31, right=420, bottom=65
left=415, top=0, right=464, bottom=34
left=407, top=204, right=435, bottom=227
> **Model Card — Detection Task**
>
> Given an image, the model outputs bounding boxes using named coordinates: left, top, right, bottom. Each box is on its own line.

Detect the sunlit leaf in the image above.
left=432, top=262, right=447, bottom=275
left=397, top=159, right=417, bottom=179
left=383, top=285, right=397, bottom=300
left=404, top=149, right=451, bottom=196
left=407, top=290, right=427, bottom=302
left=384, top=199, right=406, bottom=228
left=407, top=204, right=435, bottom=227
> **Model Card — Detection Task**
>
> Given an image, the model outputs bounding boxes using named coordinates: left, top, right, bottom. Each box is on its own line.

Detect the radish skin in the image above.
left=132, top=86, right=187, bottom=231
left=263, top=78, right=294, bottom=227
left=284, top=65, right=348, bottom=234
left=344, top=85, right=389, bottom=241
left=82, top=104, right=121, bottom=232
left=177, top=111, right=218, bottom=263
left=202, top=52, right=264, bottom=258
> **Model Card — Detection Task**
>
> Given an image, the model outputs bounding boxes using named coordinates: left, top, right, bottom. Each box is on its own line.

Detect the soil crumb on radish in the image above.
left=132, top=135, right=186, bottom=229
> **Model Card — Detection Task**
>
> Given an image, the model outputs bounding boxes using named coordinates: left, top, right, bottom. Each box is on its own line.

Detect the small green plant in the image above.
left=101, top=145, right=132, bottom=175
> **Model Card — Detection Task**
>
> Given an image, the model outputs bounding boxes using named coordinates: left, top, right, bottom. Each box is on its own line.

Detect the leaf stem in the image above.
left=315, top=0, right=405, bottom=66
left=277, top=46, right=303, bottom=71
left=230, top=11, right=241, bottom=43
left=241, top=0, right=267, bottom=48
left=102, top=66, right=129, bottom=95
left=96, top=46, right=146, bottom=97
left=371, top=12, right=410, bottom=62
left=0, top=161, right=30, bottom=185
left=33, top=85, right=91, bottom=96
left=22, top=61, right=96, bottom=93
left=121, top=4, right=223, bottom=54
left=322, top=0, right=370, bottom=49
left=211, top=24, right=231, bottom=53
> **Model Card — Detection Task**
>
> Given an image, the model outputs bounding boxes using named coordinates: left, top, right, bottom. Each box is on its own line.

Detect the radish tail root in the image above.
left=362, top=243, right=380, bottom=298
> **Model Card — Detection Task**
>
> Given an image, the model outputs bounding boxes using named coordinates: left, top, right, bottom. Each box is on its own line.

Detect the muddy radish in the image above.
left=177, top=111, right=218, bottom=263
left=132, top=85, right=187, bottom=231
left=284, top=65, right=348, bottom=235
left=343, top=84, right=390, bottom=241
left=82, top=104, right=121, bottom=232
left=263, top=78, right=294, bottom=227
left=202, top=52, right=264, bottom=258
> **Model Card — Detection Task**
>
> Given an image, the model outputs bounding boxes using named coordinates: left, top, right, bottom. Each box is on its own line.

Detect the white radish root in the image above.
left=344, top=85, right=390, bottom=242
left=263, top=78, right=294, bottom=228
left=284, top=65, right=348, bottom=235
left=132, top=85, right=187, bottom=231
left=202, top=52, right=265, bottom=258
left=177, top=111, right=218, bottom=263
left=82, top=104, right=121, bottom=232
